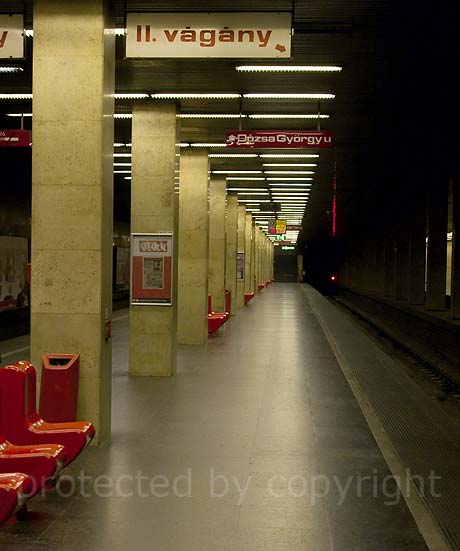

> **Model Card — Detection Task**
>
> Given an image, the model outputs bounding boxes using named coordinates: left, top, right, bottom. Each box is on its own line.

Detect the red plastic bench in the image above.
left=0, top=362, right=95, bottom=467
left=244, top=292, right=255, bottom=305
left=0, top=473, right=33, bottom=526
left=208, top=294, right=228, bottom=335
left=0, top=436, right=66, bottom=496
left=257, top=283, right=265, bottom=292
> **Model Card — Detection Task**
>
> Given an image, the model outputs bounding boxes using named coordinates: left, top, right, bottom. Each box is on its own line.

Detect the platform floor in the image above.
left=0, top=284, right=433, bottom=550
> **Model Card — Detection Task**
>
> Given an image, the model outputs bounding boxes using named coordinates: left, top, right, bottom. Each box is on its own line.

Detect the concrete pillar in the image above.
left=236, top=205, right=246, bottom=308
left=225, top=193, right=238, bottom=315
left=250, top=220, right=256, bottom=293
left=451, top=178, right=460, bottom=318
left=426, top=179, right=448, bottom=310
left=130, top=102, right=178, bottom=377
left=208, top=178, right=226, bottom=312
left=244, top=213, right=252, bottom=296
left=31, top=0, right=114, bottom=443
left=178, top=150, right=209, bottom=343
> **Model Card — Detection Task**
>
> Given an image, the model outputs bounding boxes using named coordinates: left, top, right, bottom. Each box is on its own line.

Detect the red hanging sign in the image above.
left=0, top=130, right=31, bottom=147
left=226, top=130, right=333, bottom=149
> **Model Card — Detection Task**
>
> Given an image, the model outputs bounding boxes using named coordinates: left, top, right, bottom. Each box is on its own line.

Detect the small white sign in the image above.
left=0, top=15, right=24, bottom=59
left=126, top=12, right=291, bottom=58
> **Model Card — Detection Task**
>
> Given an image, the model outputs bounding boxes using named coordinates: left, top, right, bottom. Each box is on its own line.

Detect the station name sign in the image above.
left=226, top=130, right=333, bottom=149
left=0, top=15, right=24, bottom=59
left=0, top=130, right=30, bottom=147
left=126, top=13, right=291, bottom=58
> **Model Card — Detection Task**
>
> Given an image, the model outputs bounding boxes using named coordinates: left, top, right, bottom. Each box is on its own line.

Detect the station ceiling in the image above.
left=0, top=0, right=395, bottom=242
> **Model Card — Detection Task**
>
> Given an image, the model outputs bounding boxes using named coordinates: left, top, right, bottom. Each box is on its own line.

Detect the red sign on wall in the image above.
left=226, top=130, right=333, bottom=149
left=0, top=130, right=31, bottom=147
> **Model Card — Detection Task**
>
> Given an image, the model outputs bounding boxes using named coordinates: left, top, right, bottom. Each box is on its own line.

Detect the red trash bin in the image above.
left=39, top=354, right=80, bottom=423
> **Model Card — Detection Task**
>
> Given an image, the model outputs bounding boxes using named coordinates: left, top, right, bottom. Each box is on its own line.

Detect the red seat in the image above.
left=257, top=283, right=265, bottom=292
left=244, top=292, right=255, bottom=305
left=208, top=294, right=230, bottom=336
left=266, top=280, right=272, bottom=287
left=0, top=473, right=33, bottom=526
left=0, top=362, right=95, bottom=467
left=0, top=437, right=66, bottom=496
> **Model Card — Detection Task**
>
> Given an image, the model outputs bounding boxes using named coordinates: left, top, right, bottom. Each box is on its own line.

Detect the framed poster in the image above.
left=236, top=252, right=245, bottom=281
left=131, top=233, right=173, bottom=306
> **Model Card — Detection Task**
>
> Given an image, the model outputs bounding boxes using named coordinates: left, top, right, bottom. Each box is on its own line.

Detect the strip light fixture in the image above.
left=249, top=114, right=329, bottom=119
left=114, top=93, right=149, bottom=99
left=227, top=188, right=269, bottom=191
left=114, top=114, right=133, bottom=119
left=260, top=154, right=319, bottom=158
left=0, top=94, right=33, bottom=99
left=236, top=65, right=342, bottom=72
left=226, top=177, right=266, bottom=181
left=113, top=153, right=132, bottom=158
left=0, top=66, right=24, bottom=73
left=209, top=153, right=258, bottom=158
left=264, top=171, right=315, bottom=175
left=179, top=113, right=247, bottom=119
left=190, top=143, right=227, bottom=147
left=6, top=113, right=32, bottom=117
left=267, top=177, right=313, bottom=181
left=243, top=93, right=335, bottom=100
left=152, top=93, right=240, bottom=99
left=212, top=170, right=262, bottom=174
left=263, top=164, right=317, bottom=167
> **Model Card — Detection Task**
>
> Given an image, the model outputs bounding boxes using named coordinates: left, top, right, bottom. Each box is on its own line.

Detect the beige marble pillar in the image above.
left=244, top=213, right=253, bottom=295
left=178, top=150, right=209, bottom=344
left=250, top=220, right=256, bottom=293
left=208, top=178, right=226, bottom=312
left=225, top=194, right=238, bottom=315
left=130, top=102, right=179, bottom=377
left=31, top=0, right=114, bottom=444
left=236, top=205, right=246, bottom=308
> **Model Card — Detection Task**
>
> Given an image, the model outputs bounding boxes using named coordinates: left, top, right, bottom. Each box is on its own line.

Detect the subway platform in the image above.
left=0, top=283, right=458, bottom=551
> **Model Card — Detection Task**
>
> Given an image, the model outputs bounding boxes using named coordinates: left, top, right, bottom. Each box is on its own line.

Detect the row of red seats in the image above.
left=0, top=360, right=94, bottom=527
left=209, top=280, right=274, bottom=334
left=208, top=289, right=231, bottom=335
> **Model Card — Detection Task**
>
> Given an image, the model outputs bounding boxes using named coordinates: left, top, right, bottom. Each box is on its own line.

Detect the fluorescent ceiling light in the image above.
left=236, top=65, right=342, bottom=72
left=152, top=93, right=240, bottom=99
left=243, top=93, right=335, bottom=100
left=269, top=188, right=310, bottom=192
left=238, top=199, right=271, bottom=203
left=114, top=163, right=132, bottom=167
left=269, top=183, right=311, bottom=187
left=209, top=153, right=258, bottom=158
left=264, top=171, right=314, bottom=175
left=0, top=94, right=33, bottom=99
left=190, top=143, right=227, bottom=147
left=227, top=188, right=269, bottom=191
left=237, top=192, right=269, bottom=195
left=212, top=170, right=262, bottom=174
left=114, top=143, right=132, bottom=147
left=226, top=177, right=265, bottom=181
left=263, top=163, right=317, bottom=167
left=114, top=113, right=133, bottom=119
left=0, top=66, right=24, bottom=73
left=6, top=113, right=32, bottom=117
left=114, top=93, right=149, bottom=99
left=179, top=113, right=246, bottom=119
left=113, top=153, right=132, bottom=158
left=249, top=114, right=329, bottom=119
left=114, top=170, right=131, bottom=174
left=124, top=177, right=132, bottom=180
left=260, top=154, right=319, bottom=158
left=178, top=143, right=190, bottom=147
left=267, top=177, right=313, bottom=181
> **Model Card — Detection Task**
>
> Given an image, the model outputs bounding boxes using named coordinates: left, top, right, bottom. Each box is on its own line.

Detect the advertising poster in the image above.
left=131, top=233, right=173, bottom=305
left=0, top=236, right=29, bottom=311
left=237, top=252, right=245, bottom=281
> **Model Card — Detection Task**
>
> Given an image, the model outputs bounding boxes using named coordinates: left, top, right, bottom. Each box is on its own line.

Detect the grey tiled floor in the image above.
left=0, top=284, right=428, bottom=550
